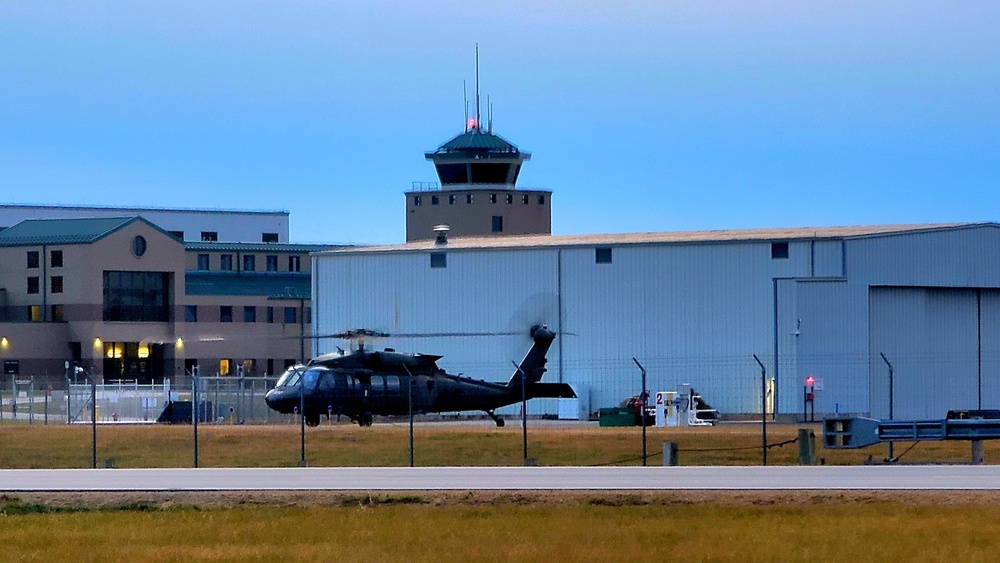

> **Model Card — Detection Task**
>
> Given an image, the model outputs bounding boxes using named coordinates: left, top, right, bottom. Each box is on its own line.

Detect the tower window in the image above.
left=489, top=194, right=497, bottom=204
left=431, top=195, right=440, bottom=205
left=449, top=195, right=457, bottom=205
left=492, top=216, right=503, bottom=233
left=538, top=195, right=545, bottom=205
left=522, top=194, right=529, bottom=204
left=169, top=231, right=184, bottom=240
left=262, top=233, right=279, bottom=243
left=771, top=242, right=789, bottom=259
left=505, top=194, right=513, bottom=204
left=596, top=247, right=613, bottom=264
left=413, top=196, right=422, bottom=206
left=201, top=231, right=218, bottom=242
left=430, top=252, right=447, bottom=268
left=466, top=194, right=474, bottom=204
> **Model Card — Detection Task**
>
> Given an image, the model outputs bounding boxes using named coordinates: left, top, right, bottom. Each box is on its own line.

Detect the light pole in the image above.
left=880, top=352, right=894, bottom=462
left=753, top=354, right=767, bottom=466
left=633, top=358, right=647, bottom=466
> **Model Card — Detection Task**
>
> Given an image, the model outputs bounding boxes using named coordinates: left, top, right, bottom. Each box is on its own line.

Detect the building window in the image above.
left=266, top=255, right=278, bottom=272
left=220, top=306, right=233, bottom=323
left=284, top=307, right=297, bottom=324
left=489, top=193, right=497, bottom=204
left=27, top=276, right=39, bottom=294
left=266, top=358, right=275, bottom=375
left=243, top=255, right=256, bottom=272
left=219, top=359, right=232, bottom=376
left=168, top=231, right=184, bottom=240
left=492, top=216, right=503, bottom=233
left=27, top=251, right=39, bottom=269
left=430, top=252, right=447, bottom=268
left=466, top=194, right=474, bottom=204
left=522, top=194, right=529, bottom=204
left=771, top=242, right=789, bottom=259
left=185, top=305, right=198, bottom=323
left=262, top=232, right=279, bottom=243
left=505, top=194, right=513, bottom=204
left=197, top=254, right=210, bottom=270
left=305, top=307, right=311, bottom=322
left=431, top=195, right=440, bottom=205
left=28, top=305, right=41, bottom=322
left=538, top=195, right=545, bottom=205
left=201, top=231, right=218, bottom=242
left=131, top=235, right=147, bottom=257
left=413, top=196, right=422, bottom=206
left=220, top=254, right=233, bottom=271
left=267, top=306, right=274, bottom=324
left=244, top=306, right=256, bottom=323
left=449, top=194, right=457, bottom=204
left=51, top=304, right=64, bottom=322
left=51, top=276, right=63, bottom=293
left=103, top=271, right=170, bottom=322
left=51, top=250, right=63, bottom=268
left=596, top=247, right=613, bottom=264
left=288, top=255, right=301, bottom=272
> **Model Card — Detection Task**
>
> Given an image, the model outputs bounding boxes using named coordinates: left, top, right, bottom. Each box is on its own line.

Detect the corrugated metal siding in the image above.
left=526, top=240, right=804, bottom=413
left=847, top=226, right=1000, bottom=287
left=811, top=240, right=844, bottom=277
left=980, top=290, right=1000, bottom=409
left=869, top=287, right=979, bottom=419
left=793, top=281, right=869, bottom=414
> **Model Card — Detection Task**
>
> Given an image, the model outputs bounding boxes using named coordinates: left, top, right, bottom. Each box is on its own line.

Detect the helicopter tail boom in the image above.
left=526, top=383, right=576, bottom=399
left=507, top=325, right=556, bottom=388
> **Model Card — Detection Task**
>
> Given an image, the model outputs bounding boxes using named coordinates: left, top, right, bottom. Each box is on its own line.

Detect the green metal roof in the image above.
left=429, top=130, right=523, bottom=154
left=185, top=271, right=311, bottom=299
left=185, top=242, right=349, bottom=253
left=0, top=216, right=154, bottom=247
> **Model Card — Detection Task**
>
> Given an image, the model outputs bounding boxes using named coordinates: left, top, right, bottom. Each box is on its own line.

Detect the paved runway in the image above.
left=3, top=466, right=1000, bottom=491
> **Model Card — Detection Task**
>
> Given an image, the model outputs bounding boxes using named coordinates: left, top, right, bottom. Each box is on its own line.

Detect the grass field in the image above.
left=3, top=492, right=1000, bottom=561
left=0, top=421, right=996, bottom=468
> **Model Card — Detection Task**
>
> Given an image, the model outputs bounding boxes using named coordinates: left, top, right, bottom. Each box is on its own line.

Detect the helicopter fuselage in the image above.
left=264, top=326, right=575, bottom=426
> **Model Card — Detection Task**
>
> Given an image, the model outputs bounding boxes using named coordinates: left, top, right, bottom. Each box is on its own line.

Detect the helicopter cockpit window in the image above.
left=276, top=367, right=304, bottom=388
left=302, top=368, right=323, bottom=391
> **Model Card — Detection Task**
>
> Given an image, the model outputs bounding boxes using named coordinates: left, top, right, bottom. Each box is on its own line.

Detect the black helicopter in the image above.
left=263, top=325, right=575, bottom=426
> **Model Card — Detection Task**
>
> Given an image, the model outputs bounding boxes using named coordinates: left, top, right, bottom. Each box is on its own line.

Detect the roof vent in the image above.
left=434, top=224, right=450, bottom=245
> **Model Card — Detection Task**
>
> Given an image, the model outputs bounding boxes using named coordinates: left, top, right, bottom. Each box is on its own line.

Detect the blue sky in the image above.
left=2, top=1, right=998, bottom=244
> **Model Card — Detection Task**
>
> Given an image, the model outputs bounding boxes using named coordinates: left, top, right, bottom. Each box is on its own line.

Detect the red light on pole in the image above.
left=805, top=375, right=815, bottom=387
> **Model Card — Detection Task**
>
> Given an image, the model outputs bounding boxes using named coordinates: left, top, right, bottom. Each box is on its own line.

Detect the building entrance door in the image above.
left=103, top=342, right=164, bottom=384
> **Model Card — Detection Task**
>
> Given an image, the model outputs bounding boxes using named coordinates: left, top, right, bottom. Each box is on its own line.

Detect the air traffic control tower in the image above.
left=405, top=120, right=552, bottom=242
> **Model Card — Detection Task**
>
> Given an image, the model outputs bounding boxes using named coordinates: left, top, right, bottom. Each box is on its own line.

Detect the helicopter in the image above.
left=263, top=325, right=576, bottom=427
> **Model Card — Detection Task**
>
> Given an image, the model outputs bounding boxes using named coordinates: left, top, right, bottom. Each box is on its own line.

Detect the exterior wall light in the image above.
left=93, top=337, right=102, bottom=349
left=1, top=337, right=8, bottom=348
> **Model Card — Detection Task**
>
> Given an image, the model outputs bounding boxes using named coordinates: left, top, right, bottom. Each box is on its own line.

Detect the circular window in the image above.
left=132, top=235, right=147, bottom=257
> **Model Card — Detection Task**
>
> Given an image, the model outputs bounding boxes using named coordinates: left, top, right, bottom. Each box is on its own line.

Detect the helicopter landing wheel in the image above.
left=496, top=419, right=505, bottom=428
left=357, top=413, right=373, bottom=427
left=306, top=415, right=320, bottom=427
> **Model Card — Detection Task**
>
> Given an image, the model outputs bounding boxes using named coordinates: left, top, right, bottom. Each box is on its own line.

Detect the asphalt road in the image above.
left=2, top=466, right=1000, bottom=491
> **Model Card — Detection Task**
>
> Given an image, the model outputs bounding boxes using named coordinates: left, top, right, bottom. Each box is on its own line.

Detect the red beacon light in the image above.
left=805, top=375, right=815, bottom=387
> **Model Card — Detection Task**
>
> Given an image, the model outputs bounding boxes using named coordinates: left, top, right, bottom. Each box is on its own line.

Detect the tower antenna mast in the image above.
left=464, top=80, right=469, bottom=132
left=475, top=44, right=481, bottom=131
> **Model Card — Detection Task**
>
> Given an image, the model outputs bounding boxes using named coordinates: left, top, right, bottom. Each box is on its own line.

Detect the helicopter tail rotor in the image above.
left=507, top=325, right=555, bottom=388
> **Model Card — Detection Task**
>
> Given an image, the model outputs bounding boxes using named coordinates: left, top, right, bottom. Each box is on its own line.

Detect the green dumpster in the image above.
left=599, top=407, right=635, bottom=427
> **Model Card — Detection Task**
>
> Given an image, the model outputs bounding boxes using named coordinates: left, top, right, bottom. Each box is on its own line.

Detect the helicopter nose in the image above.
left=264, top=389, right=277, bottom=409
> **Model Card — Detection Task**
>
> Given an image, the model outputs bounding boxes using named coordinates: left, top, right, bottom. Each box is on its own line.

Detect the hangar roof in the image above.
left=320, top=223, right=995, bottom=255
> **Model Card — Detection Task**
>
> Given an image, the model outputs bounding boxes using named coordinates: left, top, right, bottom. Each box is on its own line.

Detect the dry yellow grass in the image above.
left=1, top=421, right=997, bottom=468
left=3, top=497, right=1000, bottom=562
